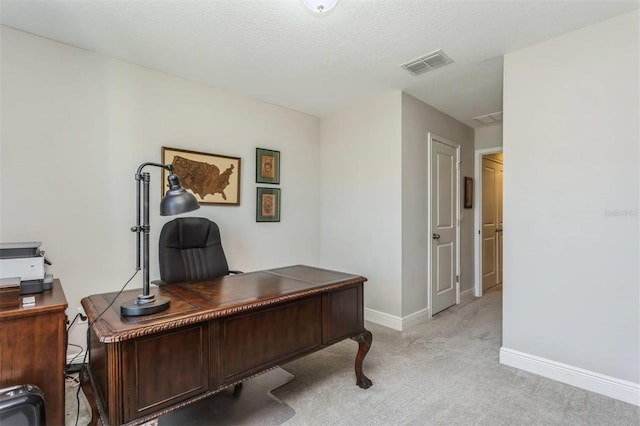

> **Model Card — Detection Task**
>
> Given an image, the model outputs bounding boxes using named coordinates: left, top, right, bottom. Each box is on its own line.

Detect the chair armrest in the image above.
left=228, top=270, right=243, bottom=275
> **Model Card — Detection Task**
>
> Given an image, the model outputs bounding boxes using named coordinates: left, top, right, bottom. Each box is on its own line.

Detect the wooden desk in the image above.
left=0, top=280, right=68, bottom=426
left=82, top=265, right=372, bottom=425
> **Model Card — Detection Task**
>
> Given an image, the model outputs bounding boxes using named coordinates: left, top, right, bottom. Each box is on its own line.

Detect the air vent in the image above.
left=473, top=111, right=503, bottom=125
left=400, top=50, right=453, bottom=76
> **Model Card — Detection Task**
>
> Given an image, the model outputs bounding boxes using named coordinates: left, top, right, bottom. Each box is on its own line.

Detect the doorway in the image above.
left=474, top=148, right=504, bottom=297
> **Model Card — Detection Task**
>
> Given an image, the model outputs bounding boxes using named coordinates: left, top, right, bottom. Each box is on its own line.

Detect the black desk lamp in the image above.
left=120, top=162, right=200, bottom=316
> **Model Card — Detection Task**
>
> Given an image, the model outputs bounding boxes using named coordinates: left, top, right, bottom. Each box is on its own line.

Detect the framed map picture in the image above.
left=162, top=146, right=241, bottom=206
left=256, top=187, right=280, bottom=222
left=256, top=148, right=280, bottom=184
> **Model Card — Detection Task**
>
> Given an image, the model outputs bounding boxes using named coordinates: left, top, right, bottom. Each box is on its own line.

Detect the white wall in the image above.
left=0, top=27, right=321, bottom=357
left=502, top=9, right=639, bottom=397
left=319, top=91, right=403, bottom=320
left=319, top=91, right=474, bottom=330
left=475, top=123, right=503, bottom=150
left=401, top=93, right=475, bottom=319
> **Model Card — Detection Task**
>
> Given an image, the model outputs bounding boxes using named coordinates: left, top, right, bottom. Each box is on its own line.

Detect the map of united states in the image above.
left=172, top=155, right=234, bottom=200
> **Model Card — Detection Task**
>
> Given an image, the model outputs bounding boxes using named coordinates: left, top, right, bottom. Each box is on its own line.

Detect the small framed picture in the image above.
left=256, top=187, right=281, bottom=222
left=256, top=148, right=280, bottom=184
left=464, top=176, right=473, bottom=209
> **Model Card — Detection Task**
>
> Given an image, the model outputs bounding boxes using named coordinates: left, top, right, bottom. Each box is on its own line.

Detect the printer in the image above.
left=0, top=242, right=53, bottom=294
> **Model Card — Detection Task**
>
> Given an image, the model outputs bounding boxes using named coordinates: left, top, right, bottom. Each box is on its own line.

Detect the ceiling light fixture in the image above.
left=303, top=0, right=339, bottom=14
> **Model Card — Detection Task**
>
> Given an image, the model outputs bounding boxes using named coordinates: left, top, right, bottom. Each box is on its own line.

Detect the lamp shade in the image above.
left=160, top=173, right=200, bottom=216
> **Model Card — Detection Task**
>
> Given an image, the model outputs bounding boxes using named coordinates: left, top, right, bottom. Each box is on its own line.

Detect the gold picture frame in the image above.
left=162, top=146, right=241, bottom=206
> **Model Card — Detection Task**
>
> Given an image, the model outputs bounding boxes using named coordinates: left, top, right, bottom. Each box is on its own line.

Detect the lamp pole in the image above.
left=121, top=162, right=199, bottom=316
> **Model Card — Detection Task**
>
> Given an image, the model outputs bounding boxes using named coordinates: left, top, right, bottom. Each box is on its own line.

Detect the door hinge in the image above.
left=456, top=275, right=460, bottom=283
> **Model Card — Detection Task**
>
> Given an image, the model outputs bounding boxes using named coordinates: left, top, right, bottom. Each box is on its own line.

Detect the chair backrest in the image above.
left=158, top=217, right=230, bottom=283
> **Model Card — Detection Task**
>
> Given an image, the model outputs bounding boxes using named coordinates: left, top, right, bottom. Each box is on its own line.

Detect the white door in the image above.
left=481, top=156, right=503, bottom=290
left=430, top=135, right=459, bottom=315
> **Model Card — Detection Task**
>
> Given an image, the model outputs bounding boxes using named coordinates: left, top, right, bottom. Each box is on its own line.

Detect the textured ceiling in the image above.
left=1, top=0, right=638, bottom=128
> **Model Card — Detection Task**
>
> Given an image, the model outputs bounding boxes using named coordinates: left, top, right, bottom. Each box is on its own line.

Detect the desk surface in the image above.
left=83, top=265, right=366, bottom=343
left=0, top=279, right=67, bottom=319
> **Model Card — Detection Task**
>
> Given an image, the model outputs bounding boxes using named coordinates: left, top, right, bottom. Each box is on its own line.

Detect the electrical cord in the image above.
left=66, top=315, right=86, bottom=377
left=66, top=343, right=84, bottom=371
left=68, top=343, right=83, bottom=352
left=66, top=313, right=83, bottom=361
left=75, top=269, right=139, bottom=426
left=67, top=312, right=80, bottom=331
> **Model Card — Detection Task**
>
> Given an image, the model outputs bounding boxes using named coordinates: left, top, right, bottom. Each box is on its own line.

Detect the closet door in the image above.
left=482, top=156, right=503, bottom=291
left=497, top=163, right=503, bottom=285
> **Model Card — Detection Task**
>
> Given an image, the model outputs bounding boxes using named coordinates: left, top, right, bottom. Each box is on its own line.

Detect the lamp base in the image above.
left=120, top=294, right=171, bottom=316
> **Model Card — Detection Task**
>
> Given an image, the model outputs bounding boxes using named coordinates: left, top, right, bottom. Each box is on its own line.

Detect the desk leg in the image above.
left=351, top=329, right=373, bottom=389
left=79, top=370, right=100, bottom=426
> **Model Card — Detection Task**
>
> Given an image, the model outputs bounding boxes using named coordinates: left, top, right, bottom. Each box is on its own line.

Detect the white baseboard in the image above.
left=460, top=287, right=475, bottom=302
left=364, top=307, right=402, bottom=330
left=402, top=307, right=430, bottom=329
left=364, top=307, right=430, bottom=331
left=500, top=347, right=640, bottom=406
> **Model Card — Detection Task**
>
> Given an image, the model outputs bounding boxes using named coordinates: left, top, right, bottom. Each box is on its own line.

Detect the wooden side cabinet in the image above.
left=0, top=280, right=68, bottom=426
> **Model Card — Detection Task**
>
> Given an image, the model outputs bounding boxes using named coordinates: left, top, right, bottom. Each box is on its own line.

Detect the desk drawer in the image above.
left=220, top=296, right=322, bottom=381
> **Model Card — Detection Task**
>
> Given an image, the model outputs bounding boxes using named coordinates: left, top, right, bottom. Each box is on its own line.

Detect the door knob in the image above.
left=432, top=233, right=441, bottom=240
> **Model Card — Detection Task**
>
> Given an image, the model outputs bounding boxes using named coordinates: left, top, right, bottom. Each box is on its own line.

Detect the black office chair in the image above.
left=158, top=217, right=243, bottom=395
left=158, top=217, right=240, bottom=284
